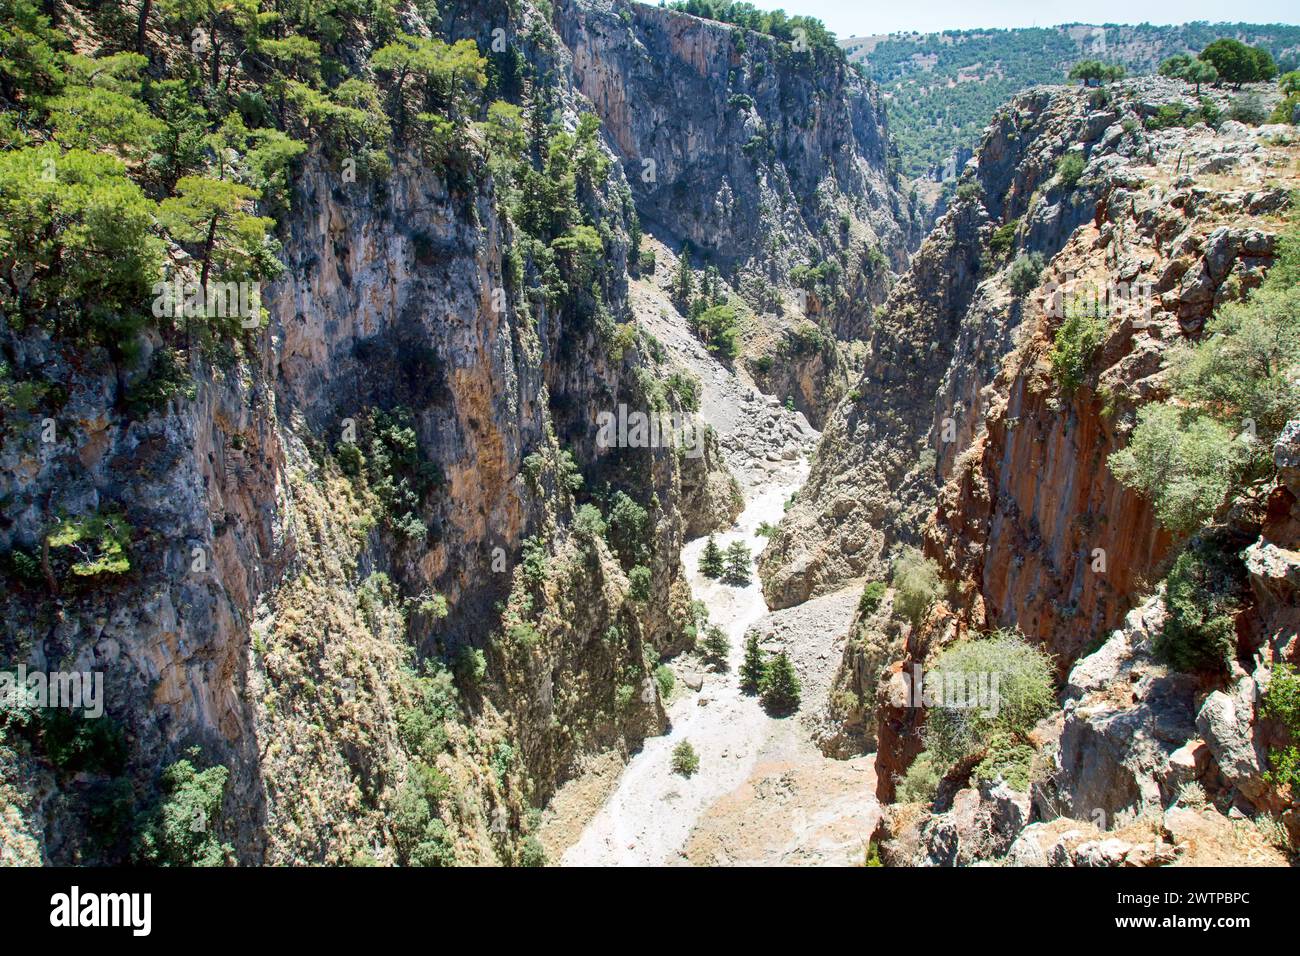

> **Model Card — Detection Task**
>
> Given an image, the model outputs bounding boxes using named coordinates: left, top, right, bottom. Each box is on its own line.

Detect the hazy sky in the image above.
left=759, top=1, right=1300, bottom=37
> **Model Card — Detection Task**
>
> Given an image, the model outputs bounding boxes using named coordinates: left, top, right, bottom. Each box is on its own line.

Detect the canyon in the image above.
left=1, top=0, right=1297, bottom=868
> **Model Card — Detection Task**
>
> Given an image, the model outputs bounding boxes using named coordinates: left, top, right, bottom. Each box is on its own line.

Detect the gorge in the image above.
left=1, top=0, right=1297, bottom=870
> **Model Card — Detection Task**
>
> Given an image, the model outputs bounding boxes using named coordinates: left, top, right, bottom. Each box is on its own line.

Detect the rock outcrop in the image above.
left=557, top=0, right=919, bottom=338
left=5, top=0, right=870, bottom=865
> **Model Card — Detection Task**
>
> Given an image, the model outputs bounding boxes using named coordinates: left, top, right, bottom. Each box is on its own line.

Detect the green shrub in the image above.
left=1155, top=535, right=1244, bottom=675
left=699, top=535, right=724, bottom=578
left=39, top=711, right=126, bottom=776
left=654, top=663, right=675, bottom=699
left=518, top=835, right=547, bottom=867
left=1261, top=663, right=1300, bottom=792
left=923, top=630, right=1055, bottom=770
left=955, top=180, right=983, bottom=204
left=1006, top=251, right=1044, bottom=297
left=47, top=511, right=132, bottom=578
left=125, top=346, right=195, bottom=417
left=572, top=504, right=606, bottom=544
left=1047, top=301, right=1106, bottom=395
left=605, top=491, right=650, bottom=568
left=722, top=540, right=752, bottom=586
left=759, top=651, right=801, bottom=715
left=365, top=407, right=439, bottom=541
left=1200, top=38, right=1275, bottom=88
left=455, top=646, right=487, bottom=687
left=628, top=565, right=652, bottom=602
left=1168, top=276, right=1300, bottom=452
left=973, top=731, right=1036, bottom=790
left=1148, top=101, right=1199, bottom=130
left=134, top=751, right=232, bottom=867
left=520, top=536, right=548, bottom=585
left=398, top=662, right=459, bottom=761
left=665, top=371, right=700, bottom=412
left=0, top=145, right=162, bottom=339
left=700, top=625, right=730, bottom=667
left=671, top=739, right=699, bottom=776
left=1055, top=152, right=1085, bottom=189
left=1108, top=404, right=1242, bottom=534
left=490, top=742, right=516, bottom=785
left=337, top=441, right=365, bottom=476
left=890, top=547, right=942, bottom=629
left=1067, top=60, right=1125, bottom=86
left=858, top=581, right=887, bottom=617
left=989, top=219, right=1019, bottom=261
left=897, top=752, right=941, bottom=804
left=740, top=635, right=766, bottom=695
left=1228, top=92, right=1269, bottom=125
left=693, top=303, right=740, bottom=358
left=391, top=761, right=455, bottom=867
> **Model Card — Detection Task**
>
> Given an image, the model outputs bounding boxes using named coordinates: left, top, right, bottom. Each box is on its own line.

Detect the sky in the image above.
left=758, top=0, right=1300, bottom=37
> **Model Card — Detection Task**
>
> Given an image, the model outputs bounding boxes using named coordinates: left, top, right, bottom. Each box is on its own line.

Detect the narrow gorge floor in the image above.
left=538, top=261, right=880, bottom=865
left=551, top=468, right=876, bottom=866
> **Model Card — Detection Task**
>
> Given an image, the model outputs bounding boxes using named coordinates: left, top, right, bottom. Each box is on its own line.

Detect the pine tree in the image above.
left=759, top=651, right=801, bottom=715
left=674, top=243, right=694, bottom=307
left=670, top=739, right=699, bottom=777
left=699, top=535, right=724, bottom=578
left=722, top=540, right=752, bottom=586
left=739, top=635, right=765, bottom=695
left=700, top=625, right=730, bottom=669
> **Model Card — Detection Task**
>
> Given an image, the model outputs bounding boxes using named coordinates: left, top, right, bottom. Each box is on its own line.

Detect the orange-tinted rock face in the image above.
left=855, top=81, right=1300, bottom=804
left=928, top=345, right=1174, bottom=671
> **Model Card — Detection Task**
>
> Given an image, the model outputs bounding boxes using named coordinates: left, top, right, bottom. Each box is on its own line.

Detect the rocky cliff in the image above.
left=0, top=0, right=816, bottom=865
left=768, top=75, right=1299, bottom=861
left=0, top=0, right=924, bottom=866
left=556, top=0, right=918, bottom=340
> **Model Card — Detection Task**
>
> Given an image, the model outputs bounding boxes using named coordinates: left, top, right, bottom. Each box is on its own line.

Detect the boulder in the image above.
left=916, top=780, right=1031, bottom=866
left=1275, top=420, right=1300, bottom=499
left=1053, top=600, right=1199, bottom=823
left=1195, top=674, right=1269, bottom=804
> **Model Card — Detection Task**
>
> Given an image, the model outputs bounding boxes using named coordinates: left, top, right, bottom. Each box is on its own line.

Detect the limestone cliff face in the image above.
left=0, top=0, right=745, bottom=865
left=556, top=0, right=918, bottom=339
left=760, top=85, right=1123, bottom=612
left=926, top=100, right=1292, bottom=666
left=768, top=78, right=1298, bottom=825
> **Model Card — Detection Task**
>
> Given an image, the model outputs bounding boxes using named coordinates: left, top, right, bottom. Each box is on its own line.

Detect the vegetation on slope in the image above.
left=843, top=23, right=1300, bottom=178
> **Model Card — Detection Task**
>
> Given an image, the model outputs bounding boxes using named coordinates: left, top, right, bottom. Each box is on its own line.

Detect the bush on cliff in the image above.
left=922, top=630, right=1055, bottom=772
left=1055, top=152, right=1085, bottom=189
left=897, top=752, right=941, bottom=804
left=1006, top=251, right=1044, bottom=297
left=134, top=750, right=233, bottom=867
left=890, top=547, right=942, bottom=629
left=858, top=580, right=887, bottom=617
left=1048, top=299, right=1107, bottom=395
left=1154, top=533, right=1245, bottom=675
left=1110, top=222, right=1300, bottom=533
left=1261, top=663, right=1300, bottom=792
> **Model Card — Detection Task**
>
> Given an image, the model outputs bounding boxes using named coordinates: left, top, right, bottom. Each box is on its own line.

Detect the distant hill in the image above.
left=842, top=22, right=1300, bottom=179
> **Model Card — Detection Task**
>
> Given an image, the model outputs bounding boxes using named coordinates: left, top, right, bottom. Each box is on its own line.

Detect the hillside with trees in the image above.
left=842, top=22, right=1300, bottom=179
